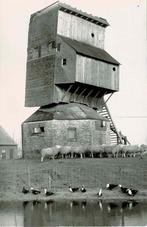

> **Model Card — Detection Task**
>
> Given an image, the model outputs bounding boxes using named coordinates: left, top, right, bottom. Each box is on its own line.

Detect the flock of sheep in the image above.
left=40, top=144, right=147, bottom=162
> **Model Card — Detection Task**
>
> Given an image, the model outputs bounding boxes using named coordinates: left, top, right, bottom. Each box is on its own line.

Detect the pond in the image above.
left=0, top=200, right=147, bottom=226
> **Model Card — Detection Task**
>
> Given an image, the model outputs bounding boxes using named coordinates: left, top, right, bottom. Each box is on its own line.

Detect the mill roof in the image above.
left=60, top=36, right=120, bottom=65
left=31, top=1, right=109, bottom=27
left=0, top=126, right=17, bottom=146
left=24, top=103, right=109, bottom=123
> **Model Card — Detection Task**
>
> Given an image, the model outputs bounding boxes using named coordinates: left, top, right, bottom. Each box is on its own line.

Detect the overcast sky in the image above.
left=0, top=0, right=147, bottom=146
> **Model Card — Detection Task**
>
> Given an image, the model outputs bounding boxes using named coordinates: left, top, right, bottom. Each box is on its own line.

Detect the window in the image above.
left=113, top=67, right=116, bottom=71
left=67, top=127, right=77, bottom=141
left=33, top=126, right=45, bottom=134
left=62, top=58, right=67, bottom=66
left=91, top=33, right=95, bottom=38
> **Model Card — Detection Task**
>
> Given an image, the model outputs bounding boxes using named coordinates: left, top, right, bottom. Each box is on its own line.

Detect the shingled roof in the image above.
left=24, top=103, right=108, bottom=123
left=60, top=36, right=120, bottom=65
left=0, top=126, right=17, bottom=146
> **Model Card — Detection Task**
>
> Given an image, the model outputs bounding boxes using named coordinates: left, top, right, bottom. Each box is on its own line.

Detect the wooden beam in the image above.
left=104, top=93, right=113, bottom=104
left=61, top=84, right=73, bottom=101
left=76, top=88, right=87, bottom=100
left=73, top=86, right=80, bottom=101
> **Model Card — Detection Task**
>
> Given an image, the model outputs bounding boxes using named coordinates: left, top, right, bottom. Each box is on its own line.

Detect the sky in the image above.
left=0, top=0, right=147, bottom=146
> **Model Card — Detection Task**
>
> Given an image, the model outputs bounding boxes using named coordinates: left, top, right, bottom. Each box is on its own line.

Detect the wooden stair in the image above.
left=98, top=103, right=124, bottom=145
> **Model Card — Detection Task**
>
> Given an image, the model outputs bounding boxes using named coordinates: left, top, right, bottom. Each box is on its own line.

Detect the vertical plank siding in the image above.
left=57, top=10, right=105, bottom=49
left=76, top=55, right=119, bottom=91
left=25, top=56, right=55, bottom=107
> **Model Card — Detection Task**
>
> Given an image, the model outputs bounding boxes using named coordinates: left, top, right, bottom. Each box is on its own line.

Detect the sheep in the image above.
left=111, top=145, right=123, bottom=158
left=121, top=145, right=140, bottom=158
left=103, top=145, right=116, bottom=158
left=72, top=146, right=88, bottom=158
left=40, top=145, right=61, bottom=162
left=60, top=146, right=72, bottom=159
left=139, top=144, right=147, bottom=158
left=89, top=145, right=104, bottom=158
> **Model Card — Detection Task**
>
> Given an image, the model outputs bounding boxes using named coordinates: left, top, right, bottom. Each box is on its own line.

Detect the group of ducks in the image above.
left=22, top=183, right=138, bottom=198
left=22, top=186, right=54, bottom=196
left=106, top=183, right=138, bottom=196
left=69, top=183, right=138, bottom=197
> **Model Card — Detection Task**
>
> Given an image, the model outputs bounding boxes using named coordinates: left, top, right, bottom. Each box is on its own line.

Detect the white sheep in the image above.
left=103, top=145, right=116, bottom=158
left=90, top=145, right=104, bottom=158
left=121, top=145, right=140, bottom=158
left=40, top=145, right=61, bottom=162
left=139, top=144, right=147, bottom=158
left=60, top=146, right=72, bottom=159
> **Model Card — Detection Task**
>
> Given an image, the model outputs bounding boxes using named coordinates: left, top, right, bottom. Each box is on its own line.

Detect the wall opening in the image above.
left=33, top=126, right=45, bottom=134
left=62, top=58, right=67, bottom=66
left=67, top=127, right=77, bottom=141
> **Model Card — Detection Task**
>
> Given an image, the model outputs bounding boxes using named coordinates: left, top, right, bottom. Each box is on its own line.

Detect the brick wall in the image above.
left=22, top=119, right=110, bottom=159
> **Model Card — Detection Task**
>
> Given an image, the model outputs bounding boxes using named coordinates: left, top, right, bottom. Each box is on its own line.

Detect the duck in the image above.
left=97, top=188, right=102, bottom=197
left=69, top=186, right=79, bottom=192
left=119, top=184, right=129, bottom=194
left=80, top=185, right=86, bottom=193
left=44, top=188, right=54, bottom=196
left=30, top=187, right=41, bottom=195
left=22, top=186, right=29, bottom=194
left=106, top=183, right=118, bottom=190
left=127, top=188, right=138, bottom=196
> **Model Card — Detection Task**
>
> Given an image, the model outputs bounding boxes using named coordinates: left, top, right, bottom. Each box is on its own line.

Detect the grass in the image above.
left=0, top=156, right=147, bottom=201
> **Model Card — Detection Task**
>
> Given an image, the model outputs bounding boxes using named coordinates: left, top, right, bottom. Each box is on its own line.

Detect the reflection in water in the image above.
left=0, top=200, right=147, bottom=226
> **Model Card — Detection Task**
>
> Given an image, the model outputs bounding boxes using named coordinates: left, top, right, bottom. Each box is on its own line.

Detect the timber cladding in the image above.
left=76, top=55, right=119, bottom=91
left=25, top=2, right=119, bottom=107
left=22, top=119, right=110, bottom=159
left=57, top=10, right=105, bottom=49
left=25, top=55, right=55, bottom=107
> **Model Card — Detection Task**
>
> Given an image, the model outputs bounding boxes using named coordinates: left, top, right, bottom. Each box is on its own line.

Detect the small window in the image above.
left=33, top=126, right=45, bottom=134
left=68, top=127, right=77, bottom=141
left=113, top=67, right=116, bottom=71
left=62, top=58, right=67, bottom=66
left=91, top=33, right=95, bottom=38
left=57, top=43, right=61, bottom=51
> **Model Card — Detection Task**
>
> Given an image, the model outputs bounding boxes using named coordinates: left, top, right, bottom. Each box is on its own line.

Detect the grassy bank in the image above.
left=0, top=157, right=147, bottom=201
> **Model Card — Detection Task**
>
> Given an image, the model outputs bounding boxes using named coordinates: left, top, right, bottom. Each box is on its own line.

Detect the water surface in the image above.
left=0, top=200, right=147, bottom=226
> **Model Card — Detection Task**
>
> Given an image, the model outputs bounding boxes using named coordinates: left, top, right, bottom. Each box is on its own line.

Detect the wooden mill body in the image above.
left=25, top=1, right=119, bottom=108
left=22, top=2, right=122, bottom=158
